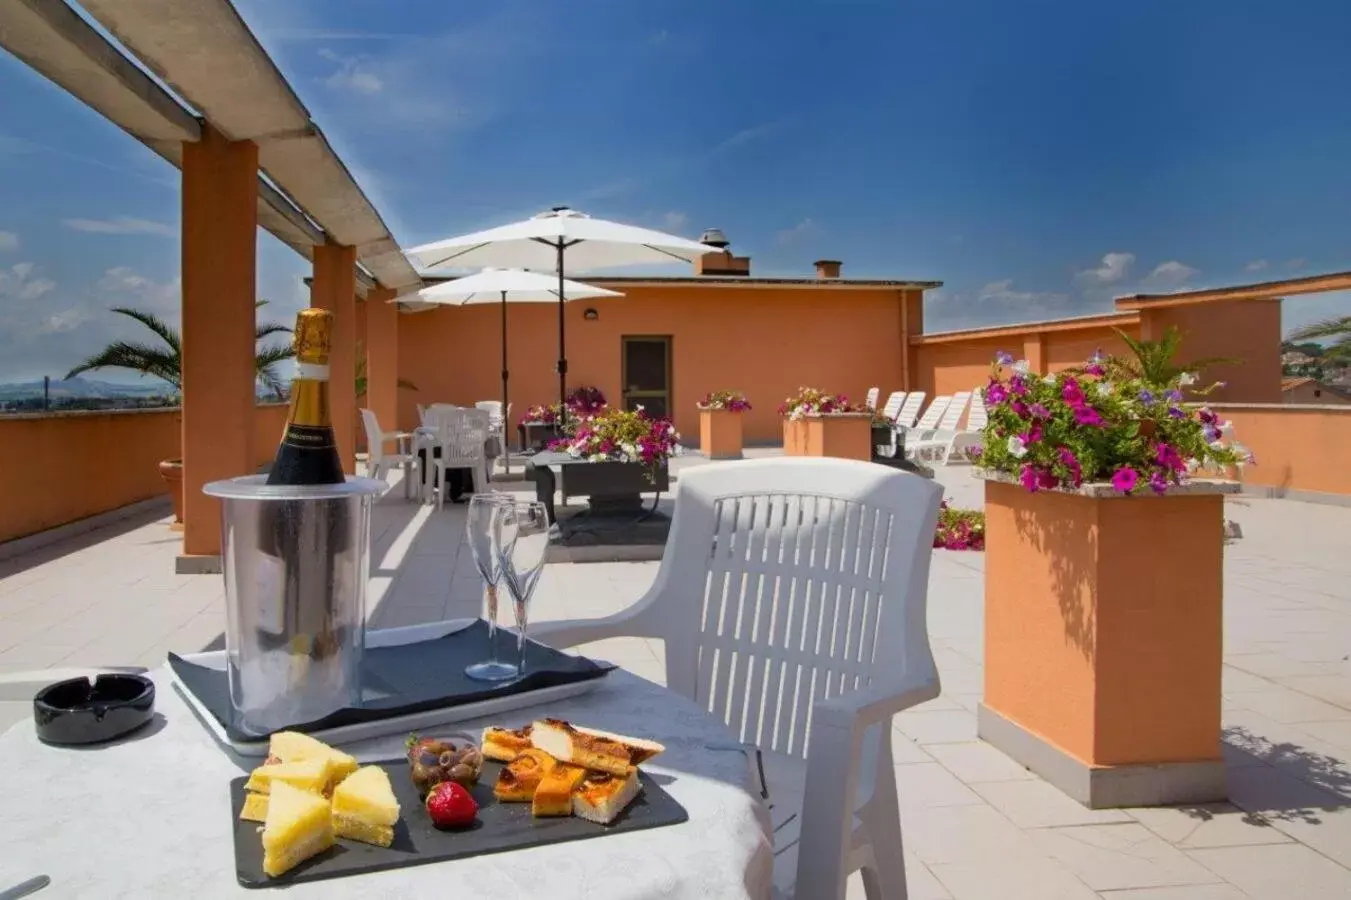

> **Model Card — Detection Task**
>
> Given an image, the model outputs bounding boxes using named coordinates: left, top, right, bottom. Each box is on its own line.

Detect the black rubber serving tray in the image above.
left=170, top=621, right=613, bottom=741
left=231, top=759, right=688, bottom=888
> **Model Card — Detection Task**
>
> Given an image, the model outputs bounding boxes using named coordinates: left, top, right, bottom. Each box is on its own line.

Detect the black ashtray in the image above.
left=33, top=674, right=156, bottom=746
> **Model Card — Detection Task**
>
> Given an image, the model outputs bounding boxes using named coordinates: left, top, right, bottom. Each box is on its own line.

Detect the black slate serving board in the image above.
left=170, top=621, right=613, bottom=741
left=231, top=759, right=688, bottom=888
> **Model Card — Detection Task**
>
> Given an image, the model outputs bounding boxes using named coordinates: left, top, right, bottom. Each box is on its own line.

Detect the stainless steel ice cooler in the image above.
left=203, top=475, right=387, bottom=737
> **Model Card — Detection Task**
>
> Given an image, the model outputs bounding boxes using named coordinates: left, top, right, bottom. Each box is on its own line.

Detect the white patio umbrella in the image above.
left=409, top=267, right=622, bottom=465
left=406, top=206, right=718, bottom=415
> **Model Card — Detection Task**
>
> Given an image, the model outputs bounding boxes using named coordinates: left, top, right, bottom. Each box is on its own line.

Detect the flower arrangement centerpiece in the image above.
left=698, top=390, right=752, bottom=412
left=550, top=406, right=680, bottom=481
left=777, top=386, right=866, bottom=420
left=976, top=349, right=1251, bottom=495
left=564, top=385, right=608, bottom=418
left=521, top=403, right=564, bottom=426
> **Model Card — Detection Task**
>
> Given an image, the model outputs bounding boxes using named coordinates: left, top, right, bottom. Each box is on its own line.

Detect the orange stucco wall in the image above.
left=1140, top=300, right=1281, bottom=403
left=0, top=404, right=288, bottom=545
left=396, top=285, right=914, bottom=444
left=1214, top=404, right=1351, bottom=497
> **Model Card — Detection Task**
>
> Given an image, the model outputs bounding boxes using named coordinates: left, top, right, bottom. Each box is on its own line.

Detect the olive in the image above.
left=449, top=763, right=474, bottom=782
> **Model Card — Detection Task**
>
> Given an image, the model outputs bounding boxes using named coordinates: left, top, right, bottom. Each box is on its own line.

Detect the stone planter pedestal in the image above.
left=976, top=470, right=1239, bottom=808
left=699, top=408, right=744, bottom=460
left=782, top=413, right=872, bottom=461
left=158, top=458, right=184, bottom=529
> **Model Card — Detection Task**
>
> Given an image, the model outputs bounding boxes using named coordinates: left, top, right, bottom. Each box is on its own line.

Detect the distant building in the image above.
left=1282, top=376, right=1351, bottom=405
left=1282, top=351, right=1316, bottom=367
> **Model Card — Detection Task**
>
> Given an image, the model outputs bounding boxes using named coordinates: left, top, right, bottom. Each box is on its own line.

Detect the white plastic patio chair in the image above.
left=532, top=457, right=943, bottom=900
left=879, top=391, right=906, bottom=423
left=864, top=386, right=880, bottom=410
left=360, top=408, right=417, bottom=498
left=905, top=391, right=969, bottom=445
left=416, top=403, right=428, bottom=426
left=893, top=392, right=926, bottom=429
left=908, top=388, right=988, bottom=465
left=474, top=400, right=512, bottom=456
left=421, top=406, right=488, bottom=508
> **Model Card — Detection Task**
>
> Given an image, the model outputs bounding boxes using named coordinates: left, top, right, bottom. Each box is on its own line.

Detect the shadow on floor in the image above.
left=0, top=503, right=175, bottom=579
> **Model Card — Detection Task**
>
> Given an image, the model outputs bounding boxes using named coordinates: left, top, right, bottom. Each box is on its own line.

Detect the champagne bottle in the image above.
left=267, top=308, right=345, bottom=485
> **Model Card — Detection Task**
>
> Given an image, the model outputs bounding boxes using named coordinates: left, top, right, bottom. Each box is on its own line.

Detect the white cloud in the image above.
left=37, top=309, right=91, bottom=334
left=1076, top=252, right=1135, bottom=285
left=0, top=231, right=17, bottom=251
left=1286, top=257, right=1307, bottom=270
left=775, top=218, right=817, bottom=245
left=1140, top=260, right=1198, bottom=290
left=98, top=266, right=181, bottom=316
left=319, top=48, right=385, bottom=95
left=977, top=279, right=1067, bottom=306
left=661, top=211, right=688, bottom=231
left=1244, top=259, right=1268, bottom=273
left=714, top=120, right=790, bottom=154
left=62, top=217, right=176, bottom=237
left=0, top=262, right=56, bottom=303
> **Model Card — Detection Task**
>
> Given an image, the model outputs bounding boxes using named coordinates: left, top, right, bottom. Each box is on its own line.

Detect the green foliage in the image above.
left=66, top=301, right=294, bottom=394
left=1286, top=317, right=1351, bottom=366
left=1104, top=326, right=1240, bottom=390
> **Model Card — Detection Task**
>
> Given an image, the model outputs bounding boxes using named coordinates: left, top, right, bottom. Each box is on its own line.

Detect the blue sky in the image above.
left=2, top=0, right=1350, bottom=382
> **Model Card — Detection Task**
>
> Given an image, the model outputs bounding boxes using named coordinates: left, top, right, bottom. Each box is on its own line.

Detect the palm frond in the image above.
left=111, top=307, right=180, bottom=355
left=1286, top=316, right=1351, bottom=343
left=255, top=321, right=292, bottom=341
left=254, top=344, right=295, bottom=370
left=398, top=378, right=418, bottom=392
left=66, top=341, right=181, bottom=389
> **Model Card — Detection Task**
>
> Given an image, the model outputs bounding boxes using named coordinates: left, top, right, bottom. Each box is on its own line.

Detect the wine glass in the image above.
left=493, top=501, right=552, bottom=679
left=463, top=493, right=520, bottom=682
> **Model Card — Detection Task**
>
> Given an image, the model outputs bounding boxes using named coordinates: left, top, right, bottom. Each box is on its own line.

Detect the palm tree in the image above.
left=1106, top=326, right=1241, bottom=389
left=1286, top=316, right=1351, bottom=367
left=66, top=301, right=294, bottom=394
left=354, top=340, right=418, bottom=397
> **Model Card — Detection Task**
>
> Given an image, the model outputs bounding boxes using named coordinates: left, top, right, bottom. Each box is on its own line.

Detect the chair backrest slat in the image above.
left=938, top=392, right=970, bottom=431
left=360, top=408, right=384, bottom=466
left=881, top=391, right=906, bottom=421
left=965, top=389, right=988, bottom=431
left=913, top=395, right=950, bottom=430
left=896, top=392, right=926, bottom=427
left=864, top=387, right=880, bottom=410
left=652, top=459, right=941, bottom=759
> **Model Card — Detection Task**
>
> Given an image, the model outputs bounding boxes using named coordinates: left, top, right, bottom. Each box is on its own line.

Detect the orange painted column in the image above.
left=366, top=286, right=400, bottom=434
left=180, top=125, right=258, bottom=560
left=312, top=241, right=358, bottom=474
left=1022, top=332, right=1045, bottom=373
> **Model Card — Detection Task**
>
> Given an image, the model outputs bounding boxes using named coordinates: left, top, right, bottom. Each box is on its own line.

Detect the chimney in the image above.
left=694, top=228, right=751, bottom=276
left=814, top=259, right=842, bottom=279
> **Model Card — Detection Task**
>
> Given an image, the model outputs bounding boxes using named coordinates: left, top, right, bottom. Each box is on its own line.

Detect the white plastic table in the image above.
left=0, top=668, right=773, bottom=899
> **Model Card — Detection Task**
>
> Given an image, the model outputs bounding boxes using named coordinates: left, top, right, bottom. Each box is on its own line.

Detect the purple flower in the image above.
left=986, top=381, right=1009, bottom=405
left=1198, top=407, right=1217, bottom=425
left=1073, top=405, right=1104, bottom=427
left=1148, top=471, right=1170, bottom=495
left=1204, top=424, right=1221, bottom=443
left=1062, top=378, right=1085, bottom=405
left=995, top=350, right=1015, bottom=366
left=1019, top=425, right=1044, bottom=446
left=1155, top=442, right=1185, bottom=472
left=1009, top=374, right=1029, bottom=396
left=1111, top=467, right=1139, bottom=494
left=1138, top=389, right=1155, bottom=404
left=1085, top=363, right=1105, bottom=377
left=1020, top=463, right=1040, bottom=493
left=1167, top=406, right=1186, bottom=419
left=1164, top=389, right=1184, bottom=402
left=1057, top=446, right=1083, bottom=486
left=1011, top=399, right=1029, bottom=418
left=1029, top=402, right=1050, bottom=419
left=1038, top=469, right=1061, bottom=491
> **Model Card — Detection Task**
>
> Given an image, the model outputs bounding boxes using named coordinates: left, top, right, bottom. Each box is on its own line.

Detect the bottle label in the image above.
left=280, top=423, right=337, bottom=449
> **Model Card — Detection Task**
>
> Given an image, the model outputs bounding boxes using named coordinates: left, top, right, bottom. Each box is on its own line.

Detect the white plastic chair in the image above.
left=864, top=386, right=880, bottom=410
left=475, top=400, right=512, bottom=457
left=532, top=458, right=943, bottom=900
left=906, top=391, right=969, bottom=443
left=910, top=389, right=988, bottom=465
left=416, top=403, right=428, bottom=426
left=360, top=408, right=416, bottom=498
left=879, top=391, right=905, bottom=422
left=421, top=406, right=488, bottom=508
left=893, top=392, right=926, bottom=429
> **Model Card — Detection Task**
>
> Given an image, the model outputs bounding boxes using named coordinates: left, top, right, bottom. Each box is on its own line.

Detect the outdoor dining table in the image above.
left=0, top=666, right=774, bottom=899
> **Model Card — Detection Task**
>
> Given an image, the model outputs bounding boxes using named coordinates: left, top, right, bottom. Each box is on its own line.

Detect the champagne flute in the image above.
left=463, top=493, right=519, bottom=682
left=493, top=501, right=551, bottom=678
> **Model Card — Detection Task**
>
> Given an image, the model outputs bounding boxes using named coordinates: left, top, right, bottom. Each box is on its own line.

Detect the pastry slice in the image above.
left=262, top=782, right=335, bottom=878
left=239, top=792, right=270, bottom=823
left=530, top=719, right=665, bottom=777
left=244, top=758, right=333, bottom=795
left=482, top=724, right=534, bottom=762
left=268, top=731, right=359, bottom=784
left=493, top=748, right=557, bottom=802
left=531, top=763, right=587, bottom=817
left=573, top=767, right=642, bottom=825
left=331, top=765, right=400, bottom=848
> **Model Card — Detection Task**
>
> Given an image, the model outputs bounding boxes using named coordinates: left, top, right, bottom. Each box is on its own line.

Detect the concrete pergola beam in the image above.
left=80, top=0, right=421, bottom=291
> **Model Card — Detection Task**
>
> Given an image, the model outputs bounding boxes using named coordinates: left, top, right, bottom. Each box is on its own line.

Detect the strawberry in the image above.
left=425, top=781, right=478, bottom=829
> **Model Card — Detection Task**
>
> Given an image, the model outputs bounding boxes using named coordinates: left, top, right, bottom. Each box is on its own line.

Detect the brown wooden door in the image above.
left=621, top=336, right=672, bottom=419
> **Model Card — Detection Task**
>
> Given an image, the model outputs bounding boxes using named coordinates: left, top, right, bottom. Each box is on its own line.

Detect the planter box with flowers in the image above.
left=973, top=351, right=1249, bottom=809
left=518, top=386, right=610, bottom=452
left=546, top=406, right=678, bottom=514
left=697, top=390, right=751, bottom=460
left=779, top=388, right=872, bottom=460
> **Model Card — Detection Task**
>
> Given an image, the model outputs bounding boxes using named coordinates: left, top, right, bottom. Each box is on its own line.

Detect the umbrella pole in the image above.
left=500, top=290, right=511, bottom=474
left=556, top=243, right=567, bottom=429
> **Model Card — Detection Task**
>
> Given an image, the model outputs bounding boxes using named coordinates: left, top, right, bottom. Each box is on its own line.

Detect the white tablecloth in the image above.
left=0, top=668, right=773, bottom=899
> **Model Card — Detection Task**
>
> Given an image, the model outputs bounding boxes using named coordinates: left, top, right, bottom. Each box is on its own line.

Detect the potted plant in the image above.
left=548, top=407, right=679, bottom=512
left=696, top=390, right=751, bottom=460
left=65, top=302, right=293, bottom=525
left=972, top=348, right=1251, bottom=809
left=519, top=403, right=566, bottom=451
left=778, top=386, right=872, bottom=460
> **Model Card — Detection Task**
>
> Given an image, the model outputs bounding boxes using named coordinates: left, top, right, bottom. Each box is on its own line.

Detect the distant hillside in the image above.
left=0, top=377, right=174, bottom=401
